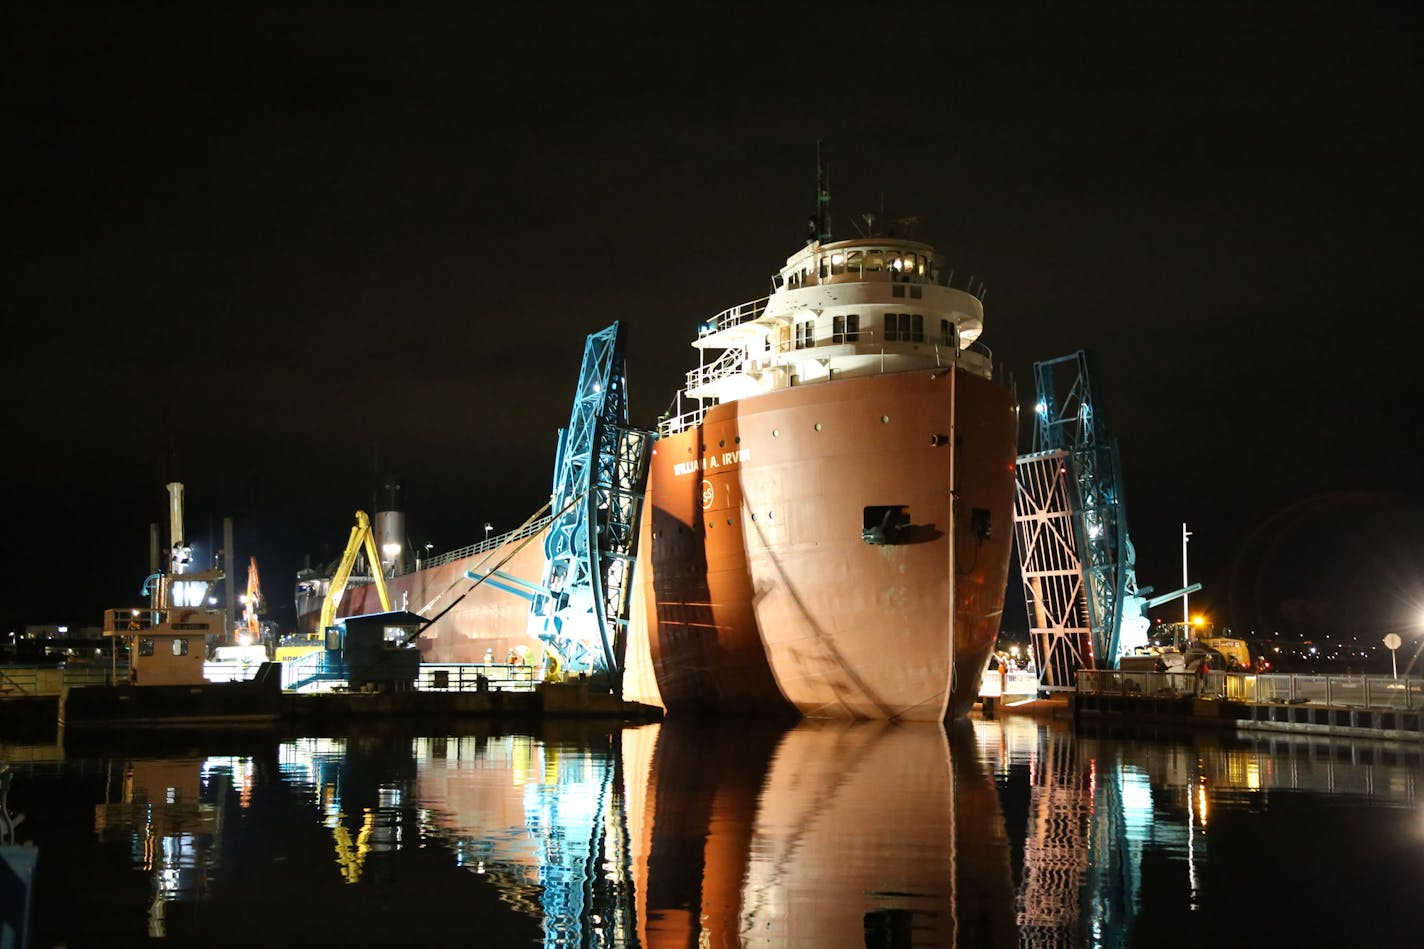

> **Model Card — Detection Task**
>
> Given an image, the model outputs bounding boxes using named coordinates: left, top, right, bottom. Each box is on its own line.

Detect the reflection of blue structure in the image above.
left=415, top=735, right=636, bottom=947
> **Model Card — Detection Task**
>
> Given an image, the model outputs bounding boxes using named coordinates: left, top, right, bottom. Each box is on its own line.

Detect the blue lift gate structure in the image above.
left=526, top=321, right=653, bottom=695
left=1012, top=351, right=1141, bottom=690
left=1012, top=350, right=1199, bottom=690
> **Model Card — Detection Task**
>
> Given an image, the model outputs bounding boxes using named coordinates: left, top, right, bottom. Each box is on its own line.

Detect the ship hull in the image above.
left=638, top=368, right=1016, bottom=721
left=304, top=528, right=553, bottom=665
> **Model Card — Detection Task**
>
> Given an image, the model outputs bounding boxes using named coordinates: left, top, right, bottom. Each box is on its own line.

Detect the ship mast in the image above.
left=813, top=140, right=832, bottom=244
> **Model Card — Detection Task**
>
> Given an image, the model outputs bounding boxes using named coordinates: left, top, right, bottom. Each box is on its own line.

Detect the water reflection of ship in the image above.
left=92, top=755, right=252, bottom=938
left=407, top=720, right=1019, bottom=948
left=624, top=720, right=1018, bottom=948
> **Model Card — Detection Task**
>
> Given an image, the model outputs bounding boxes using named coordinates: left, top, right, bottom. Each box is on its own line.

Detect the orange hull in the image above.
left=336, top=530, right=552, bottom=664
left=637, top=368, right=1017, bottom=721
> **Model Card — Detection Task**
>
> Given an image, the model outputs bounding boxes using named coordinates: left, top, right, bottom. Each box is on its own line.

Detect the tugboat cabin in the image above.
left=103, top=607, right=222, bottom=686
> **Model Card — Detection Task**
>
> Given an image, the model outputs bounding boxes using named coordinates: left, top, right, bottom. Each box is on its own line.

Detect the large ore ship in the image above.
left=293, top=487, right=554, bottom=666
left=630, top=208, right=1019, bottom=721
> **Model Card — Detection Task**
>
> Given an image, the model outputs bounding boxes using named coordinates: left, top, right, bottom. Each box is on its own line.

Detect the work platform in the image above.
left=1074, top=669, right=1424, bottom=742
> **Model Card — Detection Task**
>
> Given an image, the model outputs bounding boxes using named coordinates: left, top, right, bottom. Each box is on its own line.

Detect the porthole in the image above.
left=726, top=518, right=733, bottom=526
left=772, top=428, right=780, bottom=437
left=814, top=423, right=823, bottom=431
left=881, top=415, right=890, bottom=424
left=751, top=514, right=758, bottom=522
left=734, top=436, right=741, bottom=444
left=768, top=511, right=775, bottom=520
left=719, top=439, right=725, bottom=448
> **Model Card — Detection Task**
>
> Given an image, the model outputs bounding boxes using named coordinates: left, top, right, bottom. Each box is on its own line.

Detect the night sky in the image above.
left=5, top=4, right=1420, bottom=645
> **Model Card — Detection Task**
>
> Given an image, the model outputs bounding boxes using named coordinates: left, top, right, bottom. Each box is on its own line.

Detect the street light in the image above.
left=484, top=522, right=493, bottom=542
left=1181, top=522, right=1192, bottom=631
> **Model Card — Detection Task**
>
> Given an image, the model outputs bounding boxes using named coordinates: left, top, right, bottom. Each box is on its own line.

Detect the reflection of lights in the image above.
left=1197, top=777, right=1209, bottom=827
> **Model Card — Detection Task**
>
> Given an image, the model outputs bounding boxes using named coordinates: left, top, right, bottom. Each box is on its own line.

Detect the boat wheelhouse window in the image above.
left=820, top=259, right=829, bottom=278
left=795, top=320, right=815, bottom=349
left=830, top=253, right=845, bottom=276
left=864, top=250, right=884, bottom=272
left=833, top=314, right=860, bottom=344
left=172, top=637, right=188, bottom=656
left=846, top=250, right=862, bottom=275
left=884, top=313, right=923, bottom=343
left=941, top=319, right=953, bottom=346
left=139, top=637, right=154, bottom=656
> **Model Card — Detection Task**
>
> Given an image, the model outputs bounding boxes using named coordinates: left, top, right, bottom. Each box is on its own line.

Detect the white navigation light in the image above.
left=1035, top=401, right=1047, bottom=415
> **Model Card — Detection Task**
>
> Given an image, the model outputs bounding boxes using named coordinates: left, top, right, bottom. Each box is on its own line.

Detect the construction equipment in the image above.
left=239, top=556, right=262, bottom=645
left=319, top=510, right=392, bottom=636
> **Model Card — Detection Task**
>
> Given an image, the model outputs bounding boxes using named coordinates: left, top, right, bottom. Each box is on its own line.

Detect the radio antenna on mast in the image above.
left=812, top=140, right=832, bottom=243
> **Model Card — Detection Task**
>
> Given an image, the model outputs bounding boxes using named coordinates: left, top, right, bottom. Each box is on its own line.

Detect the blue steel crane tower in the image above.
left=527, top=321, right=652, bottom=696
left=1012, top=350, right=1145, bottom=690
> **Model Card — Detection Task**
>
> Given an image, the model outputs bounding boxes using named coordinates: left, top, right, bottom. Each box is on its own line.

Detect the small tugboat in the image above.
left=60, top=482, right=281, bottom=729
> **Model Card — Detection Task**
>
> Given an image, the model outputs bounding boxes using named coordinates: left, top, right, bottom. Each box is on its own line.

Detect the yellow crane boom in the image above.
left=319, top=510, right=392, bottom=634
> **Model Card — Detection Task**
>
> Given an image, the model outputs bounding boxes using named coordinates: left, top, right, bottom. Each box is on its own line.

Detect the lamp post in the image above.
left=484, top=522, right=493, bottom=543
left=1181, top=523, right=1192, bottom=645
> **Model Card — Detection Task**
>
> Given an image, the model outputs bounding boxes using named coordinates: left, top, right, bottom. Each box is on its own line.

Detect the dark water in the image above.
left=3, top=715, right=1423, bottom=947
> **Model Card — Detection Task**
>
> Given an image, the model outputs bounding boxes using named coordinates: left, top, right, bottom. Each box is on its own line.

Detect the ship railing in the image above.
left=699, top=297, right=769, bottom=337
left=101, top=608, right=159, bottom=635
left=395, top=515, right=555, bottom=577
left=1079, top=669, right=1424, bottom=710
left=684, top=345, right=747, bottom=392
left=416, top=662, right=538, bottom=693
left=659, top=405, right=710, bottom=435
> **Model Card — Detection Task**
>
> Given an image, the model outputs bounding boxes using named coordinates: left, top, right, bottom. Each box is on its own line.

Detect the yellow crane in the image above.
left=319, top=510, right=392, bottom=635
left=276, top=511, right=394, bottom=664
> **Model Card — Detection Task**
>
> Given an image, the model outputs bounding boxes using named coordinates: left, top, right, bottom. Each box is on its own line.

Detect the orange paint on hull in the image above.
left=335, top=530, right=553, bottom=664
left=639, top=368, right=1017, bottom=721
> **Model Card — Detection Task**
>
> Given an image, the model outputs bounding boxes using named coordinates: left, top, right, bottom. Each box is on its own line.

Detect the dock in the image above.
left=1, top=662, right=662, bottom=735
left=1072, top=669, right=1424, bottom=742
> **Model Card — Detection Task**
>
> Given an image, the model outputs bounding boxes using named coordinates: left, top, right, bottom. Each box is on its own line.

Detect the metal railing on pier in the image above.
left=416, top=663, right=538, bottom=693
left=0, top=663, right=122, bottom=697
left=1078, top=670, right=1424, bottom=710
left=277, top=653, right=541, bottom=695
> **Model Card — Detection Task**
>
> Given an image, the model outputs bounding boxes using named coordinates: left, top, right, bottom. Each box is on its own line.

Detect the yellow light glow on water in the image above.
left=1197, top=779, right=1209, bottom=827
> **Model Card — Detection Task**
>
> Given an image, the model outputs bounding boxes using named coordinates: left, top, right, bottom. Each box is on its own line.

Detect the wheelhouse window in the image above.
left=832, top=314, right=860, bottom=343
left=139, top=638, right=154, bottom=657
left=795, top=320, right=816, bottom=349
left=883, top=313, right=923, bottom=342
left=172, top=638, right=188, bottom=656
